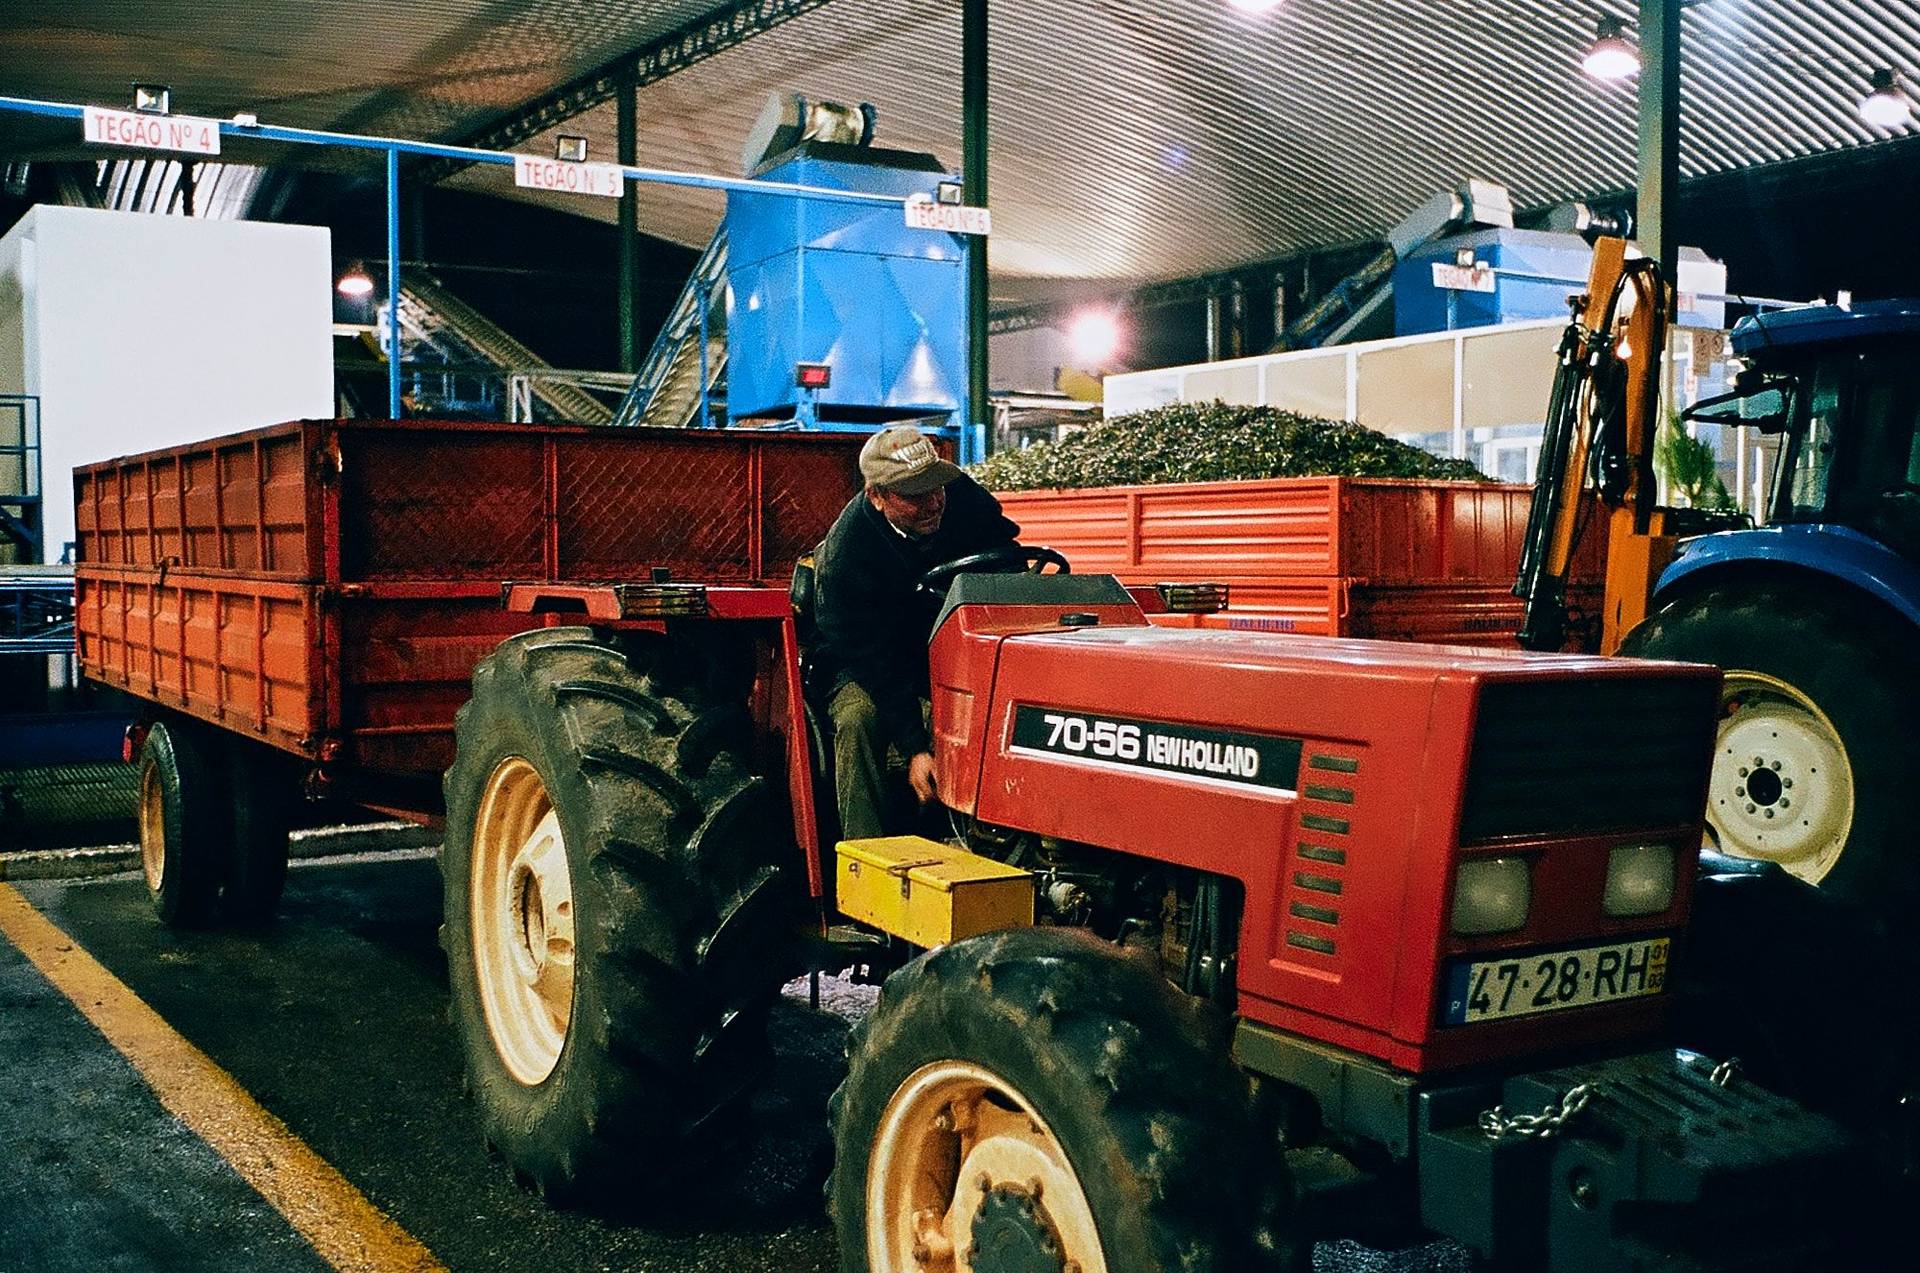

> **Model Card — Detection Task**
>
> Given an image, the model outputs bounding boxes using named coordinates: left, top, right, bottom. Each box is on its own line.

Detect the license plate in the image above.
left=1442, top=937, right=1669, bottom=1026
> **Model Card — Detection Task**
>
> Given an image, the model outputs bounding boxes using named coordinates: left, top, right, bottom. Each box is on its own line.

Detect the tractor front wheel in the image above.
left=829, top=926, right=1291, bottom=1273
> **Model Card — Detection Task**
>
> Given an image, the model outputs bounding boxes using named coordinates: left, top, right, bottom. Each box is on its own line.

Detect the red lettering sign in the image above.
left=82, top=106, right=221, bottom=156
left=512, top=156, right=624, bottom=199
left=903, top=197, right=991, bottom=237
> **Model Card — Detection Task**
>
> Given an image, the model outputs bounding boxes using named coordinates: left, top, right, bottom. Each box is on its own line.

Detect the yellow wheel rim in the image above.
left=1709, top=670, right=1855, bottom=885
left=138, top=760, right=166, bottom=894
left=867, top=1060, right=1108, bottom=1273
left=471, top=757, right=576, bottom=1086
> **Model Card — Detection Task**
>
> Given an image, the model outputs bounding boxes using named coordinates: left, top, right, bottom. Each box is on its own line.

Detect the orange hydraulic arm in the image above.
left=1515, top=237, right=1674, bottom=654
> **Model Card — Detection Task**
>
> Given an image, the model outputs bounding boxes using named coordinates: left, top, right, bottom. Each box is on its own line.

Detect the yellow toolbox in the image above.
left=835, top=835, right=1034, bottom=948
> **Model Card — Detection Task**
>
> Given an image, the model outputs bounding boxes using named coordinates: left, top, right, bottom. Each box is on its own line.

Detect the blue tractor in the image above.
left=1620, top=299, right=1920, bottom=913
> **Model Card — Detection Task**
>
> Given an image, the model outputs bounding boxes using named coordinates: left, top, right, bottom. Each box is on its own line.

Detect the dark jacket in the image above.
left=814, top=474, right=1020, bottom=756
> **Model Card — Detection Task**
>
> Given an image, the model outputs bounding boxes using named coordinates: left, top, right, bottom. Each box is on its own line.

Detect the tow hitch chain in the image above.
left=1479, top=1082, right=1598, bottom=1141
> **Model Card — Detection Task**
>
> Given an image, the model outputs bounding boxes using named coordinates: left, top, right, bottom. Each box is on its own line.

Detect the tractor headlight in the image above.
left=1451, top=857, right=1531, bottom=935
left=1604, top=842, right=1676, bottom=917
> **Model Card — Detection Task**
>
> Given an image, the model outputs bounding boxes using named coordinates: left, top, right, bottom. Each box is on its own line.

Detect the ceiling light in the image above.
left=1582, top=15, right=1640, bottom=81
left=555, top=134, right=589, bottom=162
left=1228, top=0, right=1285, bottom=13
left=1067, top=309, right=1122, bottom=367
left=336, top=263, right=375, bottom=299
left=132, top=84, right=172, bottom=116
left=1860, top=68, right=1912, bottom=128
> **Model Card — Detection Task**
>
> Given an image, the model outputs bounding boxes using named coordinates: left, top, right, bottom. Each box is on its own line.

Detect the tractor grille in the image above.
left=1459, top=677, right=1718, bottom=843
left=1283, top=751, right=1362, bottom=959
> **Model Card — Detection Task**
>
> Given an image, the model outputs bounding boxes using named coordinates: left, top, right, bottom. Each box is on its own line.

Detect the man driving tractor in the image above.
left=813, top=424, right=1020, bottom=838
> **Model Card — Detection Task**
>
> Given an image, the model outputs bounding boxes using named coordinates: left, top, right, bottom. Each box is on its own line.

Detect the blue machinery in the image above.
left=0, top=93, right=985, bottom=461
left=613, top=100, right=977, bottom=458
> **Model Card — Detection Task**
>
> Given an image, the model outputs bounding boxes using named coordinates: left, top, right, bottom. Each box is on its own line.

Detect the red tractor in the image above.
left=443, top=569, right=1858, bottom=1272
left=81, top=421, right=1863, bottom=1271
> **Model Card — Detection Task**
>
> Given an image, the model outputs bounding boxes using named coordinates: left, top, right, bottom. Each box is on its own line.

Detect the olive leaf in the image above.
left=974, top=401, right=1488, bottom=491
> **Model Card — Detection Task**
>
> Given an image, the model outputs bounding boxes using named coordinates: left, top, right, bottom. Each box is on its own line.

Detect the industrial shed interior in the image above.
left=4, top=3, right=1920, bottom=1272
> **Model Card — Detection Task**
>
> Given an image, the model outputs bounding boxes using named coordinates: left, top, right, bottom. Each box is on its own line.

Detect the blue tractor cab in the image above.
left=1622, top=299, right=1920, bottom=911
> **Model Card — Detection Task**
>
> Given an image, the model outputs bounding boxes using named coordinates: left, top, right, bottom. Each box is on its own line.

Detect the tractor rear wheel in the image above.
left=1619, top=581, right=1920, bottom=911
left=137, top=718, right=228, bottom=928
left=440, top=625, right=795, bottom=1206
left=828, top=926, right=1291, bottom=1273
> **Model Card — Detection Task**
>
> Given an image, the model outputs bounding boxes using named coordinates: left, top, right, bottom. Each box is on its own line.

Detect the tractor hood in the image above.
left=926, top=575, right=1720, bottom=1073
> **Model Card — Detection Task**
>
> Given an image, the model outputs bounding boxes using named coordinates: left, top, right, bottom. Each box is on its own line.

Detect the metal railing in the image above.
left=0, top=567, right=74, bottom=655
left=393, top=273, right=617, bottom=424
left=0, top=396, right=42, bottom=560
left=507, top=370, right=639, bottom=423
left=612, top=228, right=731, bottom=429
left=0, top=94, right=935, bottom=424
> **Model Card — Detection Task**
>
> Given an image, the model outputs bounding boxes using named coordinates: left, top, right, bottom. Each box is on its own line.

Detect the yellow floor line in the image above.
left=0, top=883, right=445, bottom=1273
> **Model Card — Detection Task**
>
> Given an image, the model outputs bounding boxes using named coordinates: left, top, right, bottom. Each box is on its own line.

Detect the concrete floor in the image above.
left=0, top=851, right=1469, bottom=1272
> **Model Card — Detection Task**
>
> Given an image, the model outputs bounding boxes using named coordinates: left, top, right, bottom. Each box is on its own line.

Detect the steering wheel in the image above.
left=918, top=545, right=1071, bottom=596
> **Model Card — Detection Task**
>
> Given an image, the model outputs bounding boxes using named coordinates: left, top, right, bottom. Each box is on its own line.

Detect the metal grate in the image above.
left=557, top=435, right=756, bottom=580
left=1460, top=676, right=1718, bottom=843
left=341, top=431, right=547, bottom=580
left=762, top=445, right=861, bottom=574
left=0, top=763, right=137, bottom=851
left=339, top=424, right=863, bottom=586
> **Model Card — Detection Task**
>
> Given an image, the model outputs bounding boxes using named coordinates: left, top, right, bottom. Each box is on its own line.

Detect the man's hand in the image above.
left=907, top=752, right=939, bottom=804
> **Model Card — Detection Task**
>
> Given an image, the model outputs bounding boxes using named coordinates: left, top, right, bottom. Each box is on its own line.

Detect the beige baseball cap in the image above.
left=859, top=424, right=963, bottom=495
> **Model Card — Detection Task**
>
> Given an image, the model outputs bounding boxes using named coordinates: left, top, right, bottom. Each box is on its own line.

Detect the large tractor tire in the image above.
left=440, top=625, right=795, bottom=1206
left=829, top=926, right=1291, bottom=1273
left=1619, top=580, right=1920, bottom=912
left=137, top=717, right=229, bottom=927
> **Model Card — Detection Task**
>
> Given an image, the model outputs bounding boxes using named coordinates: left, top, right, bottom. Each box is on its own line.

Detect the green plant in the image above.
left=1654, top=408, right=1735, bottom=510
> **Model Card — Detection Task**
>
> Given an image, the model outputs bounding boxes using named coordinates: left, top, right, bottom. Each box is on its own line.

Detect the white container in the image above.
left=0, top=205, right=334, bottom=562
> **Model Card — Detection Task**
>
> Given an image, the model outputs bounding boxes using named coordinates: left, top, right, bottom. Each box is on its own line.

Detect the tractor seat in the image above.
left=791, top=552, right=820, bottom=649
left=790, top=550, right=834, bottom=704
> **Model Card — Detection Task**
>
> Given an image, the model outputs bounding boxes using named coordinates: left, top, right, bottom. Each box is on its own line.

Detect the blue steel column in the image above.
left=386, top=147, right=402, bottom=419
left=1637, top=0, right=1680, bottom=283
left=963, top=0, right=988, bottom=462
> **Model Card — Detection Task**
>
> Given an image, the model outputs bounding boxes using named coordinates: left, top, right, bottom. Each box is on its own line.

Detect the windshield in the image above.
left=1778, top=376, right=1836, bottom=519
left=1771, top=345, right=1920, bottom=548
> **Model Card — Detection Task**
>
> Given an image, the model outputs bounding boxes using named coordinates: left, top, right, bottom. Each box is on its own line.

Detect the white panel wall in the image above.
left=0, top=206, right=333, bottom=561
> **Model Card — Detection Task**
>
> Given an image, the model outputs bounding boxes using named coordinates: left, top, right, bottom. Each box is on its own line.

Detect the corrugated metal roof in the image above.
left=0, top=2, right=719, bottom=141
left=6, top=2, right=1920, bottom=301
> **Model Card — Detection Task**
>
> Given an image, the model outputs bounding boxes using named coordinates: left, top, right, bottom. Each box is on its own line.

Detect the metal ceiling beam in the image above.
left=965, top=0, right=988, bottom=442
left=418, top=0, right=838, bottom=185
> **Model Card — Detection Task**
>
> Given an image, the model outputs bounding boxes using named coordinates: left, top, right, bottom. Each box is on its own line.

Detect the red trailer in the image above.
left=995, top=475, right=1607, bottom=647
left=74, top=418, right=860, bottom=787
left=73, top=418, right=862, bottom=916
